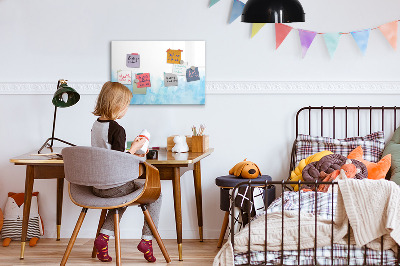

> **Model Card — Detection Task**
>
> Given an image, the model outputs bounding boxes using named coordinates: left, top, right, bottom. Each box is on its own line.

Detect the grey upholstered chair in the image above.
left=60, top=146, right=171, bottom=265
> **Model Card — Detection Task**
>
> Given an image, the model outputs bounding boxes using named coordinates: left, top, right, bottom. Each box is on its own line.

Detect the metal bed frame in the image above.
left=230, top=106, right=400, bottom=266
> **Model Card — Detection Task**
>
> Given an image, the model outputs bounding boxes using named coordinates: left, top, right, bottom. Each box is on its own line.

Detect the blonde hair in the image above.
left=93, top=81, right=133, bottom=120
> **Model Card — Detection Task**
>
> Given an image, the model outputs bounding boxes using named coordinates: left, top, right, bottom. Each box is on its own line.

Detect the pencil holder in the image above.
left=191, top=135, right=209, bottom=153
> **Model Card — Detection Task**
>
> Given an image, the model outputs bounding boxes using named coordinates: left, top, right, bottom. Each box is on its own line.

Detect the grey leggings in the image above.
left=92, top=180, right=162, bottom=240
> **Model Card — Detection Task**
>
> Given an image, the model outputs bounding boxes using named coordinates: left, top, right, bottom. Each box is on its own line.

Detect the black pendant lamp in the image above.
left=242, top=0, right=305, bottom=23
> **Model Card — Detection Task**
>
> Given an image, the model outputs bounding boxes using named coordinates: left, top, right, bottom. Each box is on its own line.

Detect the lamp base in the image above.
left=38, top=137, right=76, bottom=154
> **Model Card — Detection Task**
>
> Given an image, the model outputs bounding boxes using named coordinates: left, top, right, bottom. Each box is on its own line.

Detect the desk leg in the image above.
left=172, top=167, right=183, bottom=261
left=56, top=178, right=64, bottom=241
left=193, top=161, right=203, bottom=242
left=20, top=165, right=34, bottom=259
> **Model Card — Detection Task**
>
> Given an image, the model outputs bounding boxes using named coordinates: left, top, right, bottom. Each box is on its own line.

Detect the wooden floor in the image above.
left=0, top=239, right=221, bottom=265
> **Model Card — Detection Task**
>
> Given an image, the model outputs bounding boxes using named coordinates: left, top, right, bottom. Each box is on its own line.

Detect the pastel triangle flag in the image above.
left=378, top=21, right=397, bottom=50
left=251, top=23, right=266, bottom=38
left=351, top=29, right=370, bottom=55
left=275, top=23, right=293, bottom=49
left=323, top=33, right=341, bottom=58
left=209, top=0, right=220, bottom=7
left=298, top=29, right=317, bottom=58
left=229, top=0, right=245, bottom=24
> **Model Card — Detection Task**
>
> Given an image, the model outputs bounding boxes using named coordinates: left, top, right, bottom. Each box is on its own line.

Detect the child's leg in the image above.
left=141, top=192, right=162, bottom=239
left=136, top=181, right=162, bottom=263
left=94, top=207, right=126, bottom=262
left=92, top=181, right=136, bottom=262
left=100, top=207, right=127, bottom=236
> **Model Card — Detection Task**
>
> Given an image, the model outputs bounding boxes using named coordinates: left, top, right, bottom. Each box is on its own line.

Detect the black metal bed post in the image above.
left=320, top=106, right=324, bottom=136
left=357, top=106, right=360, bottom=136
left=247, top=180, right=252, bottom=264
left=281, top=181, right=285, bottom=266
left=333, top=106, right=336, bottom=138
left=345, top=106, right=348, bottom=138
left=298, top=180, right=301, bottom=266
left=264, top=180, right=268, bottom=266
left=331, top=182, right=334, bottom=265
left=314, top=180, right=318, bottom=266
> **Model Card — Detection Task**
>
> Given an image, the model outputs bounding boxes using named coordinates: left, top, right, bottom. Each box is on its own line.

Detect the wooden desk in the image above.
left=10, top=147, right=213, bottom=261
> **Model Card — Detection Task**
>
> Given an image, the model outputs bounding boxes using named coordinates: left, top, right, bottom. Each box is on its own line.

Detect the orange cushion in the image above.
left=347, top=146, right=391, bottom=180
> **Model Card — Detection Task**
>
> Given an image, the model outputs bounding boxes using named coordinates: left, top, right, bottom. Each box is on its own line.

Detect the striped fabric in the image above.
left=294, top=131, right=385, bottom=167
left=1, top=217, right=41, bottom=240
left=235, top=244, right=397, bottom=265
left=234, top=191, right=397, bottom=265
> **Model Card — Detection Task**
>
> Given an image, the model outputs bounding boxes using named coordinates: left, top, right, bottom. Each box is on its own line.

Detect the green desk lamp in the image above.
left=38, top=79, right=80, bottom=154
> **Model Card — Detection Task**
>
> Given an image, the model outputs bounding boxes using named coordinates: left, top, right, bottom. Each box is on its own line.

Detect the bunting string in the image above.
left=210, top=0, right=400, bottom=58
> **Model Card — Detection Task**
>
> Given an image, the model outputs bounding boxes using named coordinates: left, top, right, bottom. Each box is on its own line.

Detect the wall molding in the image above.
left=1, top=81, right=400, bottom=95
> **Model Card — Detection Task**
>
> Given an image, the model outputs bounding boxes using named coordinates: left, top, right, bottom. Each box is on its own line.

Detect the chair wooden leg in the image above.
left=114, top=210, right=121, bottom=266
left=60, top=208, right=88, bottom=266
left=217, top=211, right=230, bottom=248
left=91, top=209, right=108, bottom=258
left=141, top=205, right=171, bottom=263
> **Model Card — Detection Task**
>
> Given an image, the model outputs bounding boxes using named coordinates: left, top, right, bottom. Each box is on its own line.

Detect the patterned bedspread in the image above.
left=234, top=191, right=397, bottom=265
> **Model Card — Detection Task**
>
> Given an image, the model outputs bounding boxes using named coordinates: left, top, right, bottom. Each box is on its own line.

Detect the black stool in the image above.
left=215, top=175, right=275, bottom=248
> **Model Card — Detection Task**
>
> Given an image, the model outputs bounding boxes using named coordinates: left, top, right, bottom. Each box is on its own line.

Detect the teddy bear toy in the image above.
left=229, top=159, right=261, bottom=179
left=172, top=135, right=189, bottom=153
left=1, top=192, right=44, bottom=247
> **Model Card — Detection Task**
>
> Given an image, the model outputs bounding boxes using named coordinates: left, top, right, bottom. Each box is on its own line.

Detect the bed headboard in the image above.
left=290, top=106, right=400, bottom=179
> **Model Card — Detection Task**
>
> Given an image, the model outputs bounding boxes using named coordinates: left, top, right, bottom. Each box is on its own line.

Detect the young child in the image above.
left=91, top=81, right=162, bottom=263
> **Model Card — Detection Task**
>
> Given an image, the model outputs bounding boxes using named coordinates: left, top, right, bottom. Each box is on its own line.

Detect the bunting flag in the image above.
left=209, top=0, right=220, bottom=7
left=323, top=33, right=341, bottom=58
left=298, top=29, right=317, bottom=58
left=275, top=23, right=293, bottom=49
left=251, top=23, right=266, bottom=38
left=351, top=29, right=370, bottom=55
left=378, top=21, right=398, bottom=50
left=229, top=0, right=245, bottom=24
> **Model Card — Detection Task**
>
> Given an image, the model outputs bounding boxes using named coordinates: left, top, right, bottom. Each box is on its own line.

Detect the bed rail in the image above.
left=230, top=180, right=400, bottom=266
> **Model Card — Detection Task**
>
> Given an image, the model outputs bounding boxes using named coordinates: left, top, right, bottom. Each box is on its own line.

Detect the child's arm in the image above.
left=128, top=137, right=147, bottom=155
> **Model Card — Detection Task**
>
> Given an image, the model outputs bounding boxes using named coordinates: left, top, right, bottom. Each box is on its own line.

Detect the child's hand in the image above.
left=134, top=149, right=149, bottom=157
left=129, top=137, right=147, bottom=155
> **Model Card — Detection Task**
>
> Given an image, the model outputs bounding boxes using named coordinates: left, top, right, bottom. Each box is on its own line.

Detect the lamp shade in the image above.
left=241, top=0, right=305, bottom=23
left=52, top=84, right=80, bottom=108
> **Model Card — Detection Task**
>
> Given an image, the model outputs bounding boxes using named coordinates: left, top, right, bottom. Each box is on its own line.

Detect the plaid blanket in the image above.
left=234, top=191, right=397, bottom=265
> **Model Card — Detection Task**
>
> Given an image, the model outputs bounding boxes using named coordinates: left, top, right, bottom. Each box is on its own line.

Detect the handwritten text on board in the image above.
left=126, top=53, right=140, bottom=68
left=117, top=70, right=132, bottom=84
left=172, top=63, right=187, bottom=76
left=136, top=73, right=151, bottom=88
left=164, top=73, right=178, bottom=87
left=186, top=67, right=200, bottom=82
left=167, top=49, right=183, bottom=64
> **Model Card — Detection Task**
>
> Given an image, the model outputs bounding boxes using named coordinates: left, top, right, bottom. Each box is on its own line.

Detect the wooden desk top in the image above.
left=10, top=147, right=214, bottom=166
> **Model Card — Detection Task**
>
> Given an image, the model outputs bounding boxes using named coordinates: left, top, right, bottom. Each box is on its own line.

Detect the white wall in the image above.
left=1, top=0, right=400, bottom=240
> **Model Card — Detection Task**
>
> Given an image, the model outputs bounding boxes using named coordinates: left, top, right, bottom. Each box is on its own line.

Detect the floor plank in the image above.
left=0, top=239, right=221, bottom=265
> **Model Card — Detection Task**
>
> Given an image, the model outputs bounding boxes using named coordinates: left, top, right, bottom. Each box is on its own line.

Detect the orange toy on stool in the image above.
left=1, top=192, right=44, bottom=247
left=229, top=159, right=261, bottom=179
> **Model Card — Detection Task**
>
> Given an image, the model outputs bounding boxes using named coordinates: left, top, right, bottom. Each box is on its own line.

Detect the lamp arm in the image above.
left=50, top=105, right=57, bottom=148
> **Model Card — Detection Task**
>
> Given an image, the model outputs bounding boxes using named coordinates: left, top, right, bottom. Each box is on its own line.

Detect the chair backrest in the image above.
left=62, top=146, right=145, bottom=187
